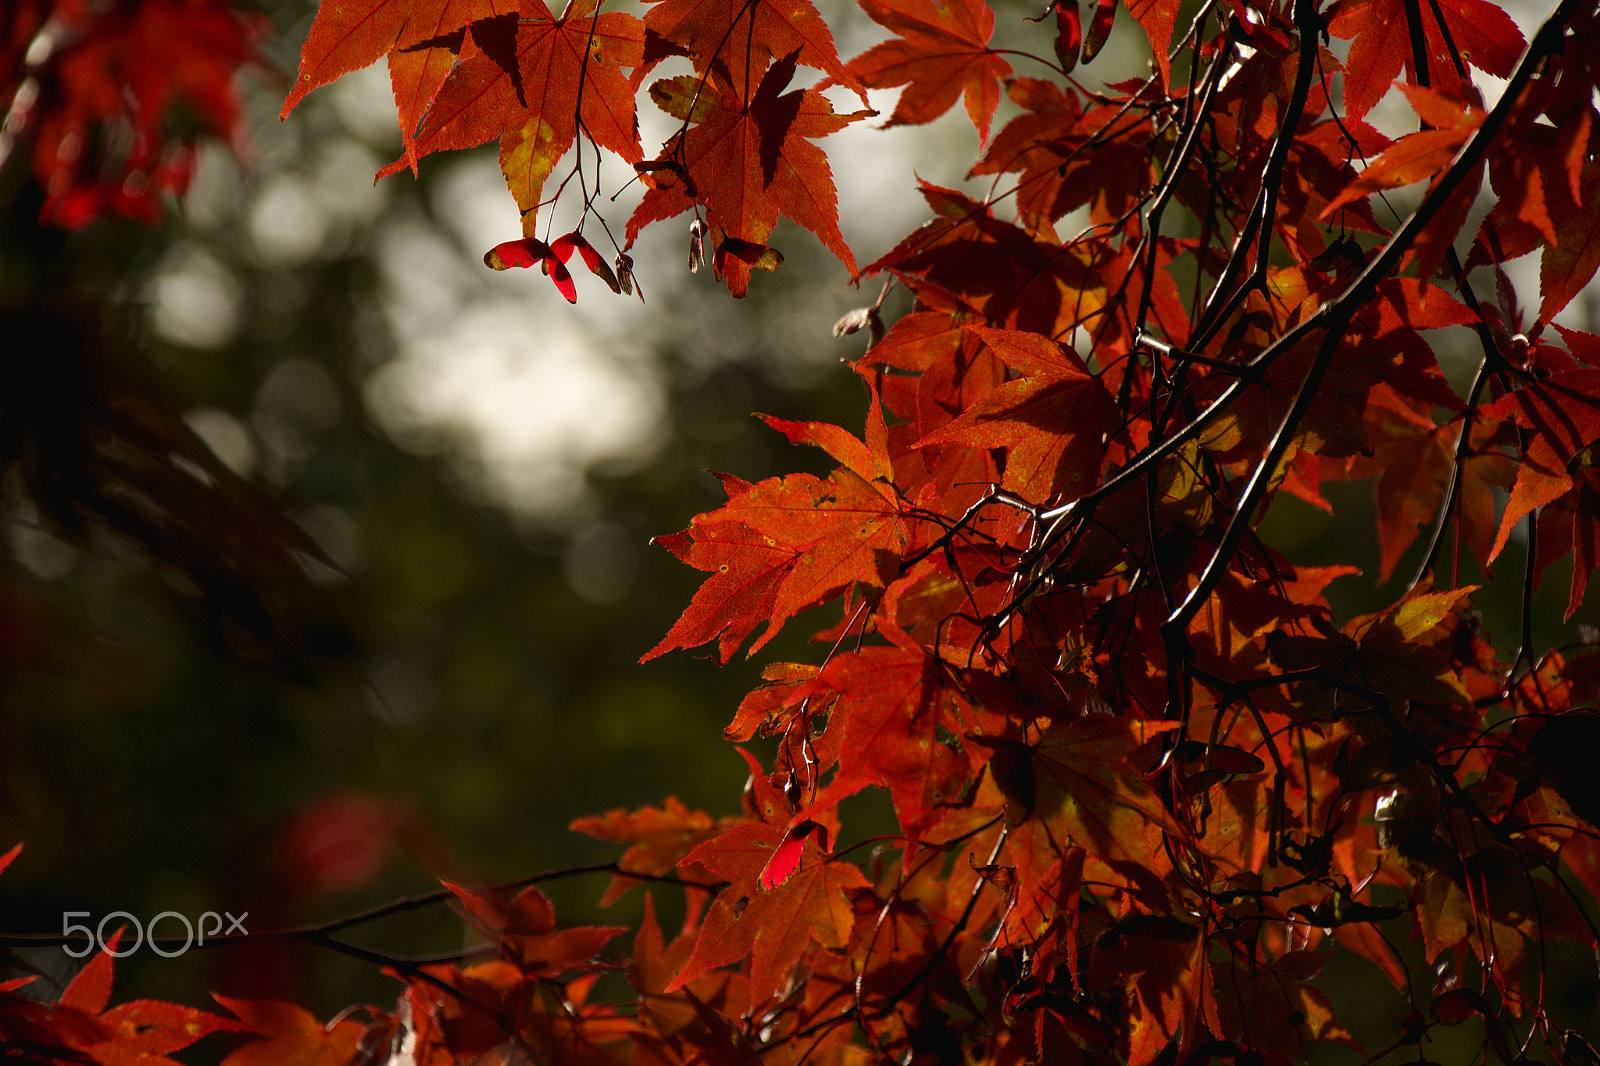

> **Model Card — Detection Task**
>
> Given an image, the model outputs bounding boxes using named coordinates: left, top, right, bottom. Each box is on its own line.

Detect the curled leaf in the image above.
left=714, top=237, right=784, bottom=276
left=635, top=158, right=698, bottom=198
left=1430, top=987, right=1490, bottom=1026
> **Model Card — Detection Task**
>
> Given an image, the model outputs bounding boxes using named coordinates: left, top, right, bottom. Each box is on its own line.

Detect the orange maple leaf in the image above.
left=838, top=0, right=1012, bottom=142
left=280, top=0, right=517, bottom=170
left=630, top=50, right=867, bottom=295
left=376, top=0, right=643, bottom=219
left=640, top=0, right=865, bottom=102
left=445, top=881, right=627, bottom=976
left=669, top=822, right=869, bottom=1005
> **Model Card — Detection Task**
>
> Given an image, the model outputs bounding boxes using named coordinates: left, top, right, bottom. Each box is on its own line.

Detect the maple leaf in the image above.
left=725, top=661, right=820, bottom=741
left=1211, top=952, right=1354, bottom=1059
left=629, top=50, right=866, bottom=296
left=643, top=515, right=797, bottom=662
left=1327, top=0, right=1523, bottom=121
left=281, top=0, right=518, bottom=168
left=866, top=183, right=1111, bottom=336
left=1126, top=0, right=1180, bottom=87
left=1323, top=86, right=1484, bottom=219
left=643, top=401, right=910, bottom=660
left=1533, top=469, right=1600, bottom=619
left=376, top=0, right=643, bottom=220
left=916, top=326, right=1120, bottom=504
left=967, top=78, right=1088, bottom=232
left=569, top=796, right=727, bottom=904
left=627, top=895, right=751, bottom=1053
left=444, top=881, right=627, bottom=975
left=0, top=933, right=245, bottom=1066
left=970, top=79, right=1179, bottom=239
left=1089, top=912, right=1211, bottom=1066
left=1350, top=385, right=1454, bottom=582
left=1536, top=157, right=1600, bottom=327
left=1483, top=369, right=1600, bottom=614
left=215, top=996, right=365, bottom=1066
left=855, top=312, right=1008, bottom=515
left=837, top=0, right=1013, bottom=142
left=1268, top=587, right=1480, bottom=714
left=669, top=822, right=869, bottom=1005
left=641, top=0, right=865, bottom=102
left=1407, top=835, right=1590, bottom=1000
left=791, top=641, right=974, bottom=839
left=1003, top=716, right=1187, bottom=870
left=86, top=1001, right=245, bottom=1066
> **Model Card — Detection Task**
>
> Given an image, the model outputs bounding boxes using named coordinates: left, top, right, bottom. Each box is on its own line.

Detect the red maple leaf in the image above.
left=376, top=0, right=644, bottom=220
left=968, top=77, right=1088, bottom=233
left=629, top=49, right=866, bottom=295
left=215, top=996, right=366, bottom=1066
left=1483, top=369, right=1600, bottom=614
left=1268, top=586, right=1481, bottom=713
left=1126, top=0, right=1180, bottom=87
left=1533, top=468, right=1600, bottom=619
left=1324, top=83, right=1485, bottom=284
left=1347, top=385, right=1514, bottom=581
left=626, top=894, right=751, bottom=1058
left=1327, top=0, right=1523, bottom=122
left=444, top=881, right=628, bottom=975
left=643, top=398, right=910, bottom=660
left=837, top=0, right=1012, bottom=142
left=916, top=325, right=1120, bottom=505
left=640, top=0, right=865, bottom=102
left=1008, top=715, right=1187, bottom=868
left=791, top=640, right=974, bottom=839
left=643, top=512, right=799, bottom=663
left=1470, top=155, right=1600, bottom=329
left=281, top=0, right=518, bottom=169
left=569, top=796, right=728, bottom=904
left=864, top=182, right=1112, bottom=336
left=1536, top=158, right=1600, bottom=327
left=668, top=821, right=869, bottom=1005
left=0, top=931, right=243, bottom=1066
left=0, top=921, right=243, bottom=1062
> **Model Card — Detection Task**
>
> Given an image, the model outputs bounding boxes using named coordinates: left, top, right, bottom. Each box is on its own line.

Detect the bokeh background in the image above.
left=0, top=0, right=1592, bottom=1044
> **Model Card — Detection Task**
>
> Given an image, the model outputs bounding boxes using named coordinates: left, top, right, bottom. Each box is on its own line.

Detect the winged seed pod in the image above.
left=615, top=253, right=643, bottom=302
left=688, top=218, right=707, bottom=274
left=832, top=306, right=884, bottom=349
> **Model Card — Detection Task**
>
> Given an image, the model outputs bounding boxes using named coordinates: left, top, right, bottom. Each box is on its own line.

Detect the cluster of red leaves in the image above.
left=0, top=0, right=262, bottom=228
left=10, top=0, right=1600, bottom=1062
left=280, top=0, right=879, bottom=296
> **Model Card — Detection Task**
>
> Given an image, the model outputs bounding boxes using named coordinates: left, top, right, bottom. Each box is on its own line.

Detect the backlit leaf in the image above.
left=839, top=0, right=1012, bottom=141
